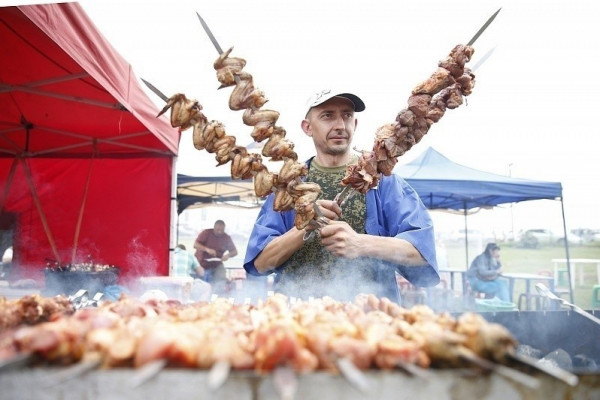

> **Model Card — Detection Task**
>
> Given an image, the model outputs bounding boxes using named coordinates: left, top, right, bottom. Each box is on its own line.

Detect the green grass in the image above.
left=443, top=241, right=600, bottom=309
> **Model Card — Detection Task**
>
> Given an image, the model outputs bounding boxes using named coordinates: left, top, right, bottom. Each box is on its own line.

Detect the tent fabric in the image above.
left=0, top=3, right=179, bottom=281
left=177, top=174, right=260, bottom=213
left=1, top=3, right=178, bottom=157
left=2, top=157, right=172, bottom=279
left=394, top=147, right=562, bottom=210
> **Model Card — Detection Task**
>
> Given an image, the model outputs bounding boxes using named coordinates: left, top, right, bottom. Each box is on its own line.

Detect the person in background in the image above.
left=172, top=244, right=204, bottom=279
left=194, top=220, right=238, bottom=292
left=467, top=243, right=510, bottom=301
left=243, top=89, right=439, bottom=302
left=1, top=246, right=12, bottom=280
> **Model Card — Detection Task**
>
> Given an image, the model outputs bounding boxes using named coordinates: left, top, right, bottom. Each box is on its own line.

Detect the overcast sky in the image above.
left=7, top=0, right=600, bottom=236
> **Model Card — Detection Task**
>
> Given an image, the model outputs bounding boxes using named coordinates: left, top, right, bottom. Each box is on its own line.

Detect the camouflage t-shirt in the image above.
left=277, top=156, right=379, bottom=299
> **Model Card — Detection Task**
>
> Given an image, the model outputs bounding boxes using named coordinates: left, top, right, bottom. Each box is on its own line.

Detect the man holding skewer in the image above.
left=243, top=90, right=439, bottom=302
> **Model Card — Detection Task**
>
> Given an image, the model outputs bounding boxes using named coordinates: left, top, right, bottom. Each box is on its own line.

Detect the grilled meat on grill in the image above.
left=0, top=294, right=519, bottom=375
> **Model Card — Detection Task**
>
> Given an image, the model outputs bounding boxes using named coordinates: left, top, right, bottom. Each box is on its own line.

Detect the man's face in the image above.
left=213, top=223, right=225, bottom=236
left=302, top=97, right=357, bottom=156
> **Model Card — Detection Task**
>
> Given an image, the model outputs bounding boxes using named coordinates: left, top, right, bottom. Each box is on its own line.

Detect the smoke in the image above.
left=112, top=233, right=161, bottom=295
left=274, top=257, right=391, bottom=303
left=125, top=233, right=159, bottom=277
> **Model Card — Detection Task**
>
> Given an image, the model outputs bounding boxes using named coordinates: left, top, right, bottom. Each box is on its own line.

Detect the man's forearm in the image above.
left=359, top=235, right=427, bottom=267
left=254, top=228, right=305, bottom=273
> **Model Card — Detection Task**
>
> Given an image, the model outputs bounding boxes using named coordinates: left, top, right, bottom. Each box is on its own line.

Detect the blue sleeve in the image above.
left=365, top=174, right=440, bottom=287
left=243, top=194, right=295, bottom=276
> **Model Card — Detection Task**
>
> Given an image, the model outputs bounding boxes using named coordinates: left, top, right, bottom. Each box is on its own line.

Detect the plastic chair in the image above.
left=518, top=292, right=546, bottom=311
left=396, top=275, right=426, bottom=307
left=538, top=269, right=570, bottom=300
left=592, top=285, right=600, bottom=309
left=557, top=269, right=570, bottom=287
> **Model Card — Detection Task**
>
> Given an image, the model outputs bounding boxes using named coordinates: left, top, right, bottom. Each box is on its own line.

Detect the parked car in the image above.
left=572, top=228, right=600, bottom=243
left=518, top=229, right=581, bottom=248
left=449, top=229, right=483, bottom=242
left=589, top=229, right=600, bottom=243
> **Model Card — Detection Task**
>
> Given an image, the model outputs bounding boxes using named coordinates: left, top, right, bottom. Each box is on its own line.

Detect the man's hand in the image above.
left=204, top=248, right=217, bottom=257
left=221, top=253, right=230, bottom=262
left=304, top=199, right=343, bottom=233
left=319, top=220, right=364, bottom=259
left=315, top=199, right=342, bottom=221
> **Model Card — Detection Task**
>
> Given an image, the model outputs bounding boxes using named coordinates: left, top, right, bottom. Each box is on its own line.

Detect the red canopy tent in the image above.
left=0, top=3, right=180, bottom=282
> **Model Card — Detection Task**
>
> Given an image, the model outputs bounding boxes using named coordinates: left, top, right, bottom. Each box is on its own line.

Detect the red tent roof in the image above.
left=0, top=2, right=178, bottom=157
left=0, top=3, right=180, bottom=283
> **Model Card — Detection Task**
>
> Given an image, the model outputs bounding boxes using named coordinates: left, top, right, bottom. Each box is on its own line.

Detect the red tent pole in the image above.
left=72, top=154, right=95, bottom=263
left=21, top=158, right=61, bottom=264
left=0, top=158, right=18, bottom=216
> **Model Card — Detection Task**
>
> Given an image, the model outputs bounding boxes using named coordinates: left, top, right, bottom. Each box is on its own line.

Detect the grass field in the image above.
left=443, top=241, right=600, bottom=309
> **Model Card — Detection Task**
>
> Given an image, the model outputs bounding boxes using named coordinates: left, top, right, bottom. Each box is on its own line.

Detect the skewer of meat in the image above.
left=341, top=45, right=476, bottom=195
left=157, top=93, right=323, bottom=230
left=213, top=47, right=326, bottom=228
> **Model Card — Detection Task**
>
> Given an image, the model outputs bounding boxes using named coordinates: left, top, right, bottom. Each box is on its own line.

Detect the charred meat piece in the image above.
left=158, top=93, right=205, bottom=131
left=412, top=68, right=455, bottom=96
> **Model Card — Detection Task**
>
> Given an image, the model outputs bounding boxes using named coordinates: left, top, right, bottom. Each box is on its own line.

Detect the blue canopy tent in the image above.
left=394, top=147, right=572, bottom=301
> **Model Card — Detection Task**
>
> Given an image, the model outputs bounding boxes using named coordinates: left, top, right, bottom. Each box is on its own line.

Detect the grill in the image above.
left=0, top=367, right=599, bottom=399
left=43, top=266, right=119, bottom=297
left=482, top=310, right=600, bottom=373
left=2, top=298, right=600, bottom=400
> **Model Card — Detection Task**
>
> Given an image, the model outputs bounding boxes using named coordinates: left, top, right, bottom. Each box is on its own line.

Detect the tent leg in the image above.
left=560, top=197, right=574, bottom=304
left=0, top=158, right=18, bottom=216
left=464, top=205, right=469, bottom=271
left=169, top=157, right=178, bottom=276
left=72, top=156, right=94, bottom=263
left=21, top=158, right=61, bottom=264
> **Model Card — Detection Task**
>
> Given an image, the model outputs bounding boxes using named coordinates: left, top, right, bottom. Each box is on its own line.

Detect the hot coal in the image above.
left=539, top=348, right=573, bottom=371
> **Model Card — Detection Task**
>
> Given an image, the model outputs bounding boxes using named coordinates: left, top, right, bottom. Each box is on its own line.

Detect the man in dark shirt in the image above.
left=194, top=220, right=238, bottom=292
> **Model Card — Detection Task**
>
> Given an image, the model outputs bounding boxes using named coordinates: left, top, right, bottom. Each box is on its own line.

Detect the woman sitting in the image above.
left=467, top=243, right=510, bottom=301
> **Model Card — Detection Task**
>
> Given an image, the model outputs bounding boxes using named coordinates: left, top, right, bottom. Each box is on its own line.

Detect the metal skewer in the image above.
left=509, top=351, right=579, bottom=387
left=196, top=12, right=241, bottom=87
left=467, top=8, right=502, bottom=46
left=0, top=352, right=34, bottom=373
left=459, top=352, right=540, bottom=390
left=273, top=365, right=298, bottom=400
left=129, top=359, right=168, bottom=388
left=207, top=360, right=231, bottom=391
left=396, top=360, right=432, bottom=379
left=334, top=184, right=357, bottom=207
left=39, top=353, right=102, bottom=388
left=336, top=357, right=370, bottom=393
left=303, top=185, right=356, bottom=242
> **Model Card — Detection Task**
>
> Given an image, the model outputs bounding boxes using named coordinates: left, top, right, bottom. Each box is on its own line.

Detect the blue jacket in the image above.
left=243, top=173, right=440, bottom=302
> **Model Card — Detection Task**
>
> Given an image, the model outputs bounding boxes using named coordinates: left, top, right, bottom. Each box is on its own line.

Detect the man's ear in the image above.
left=301, top=119, right=312, bottom=137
